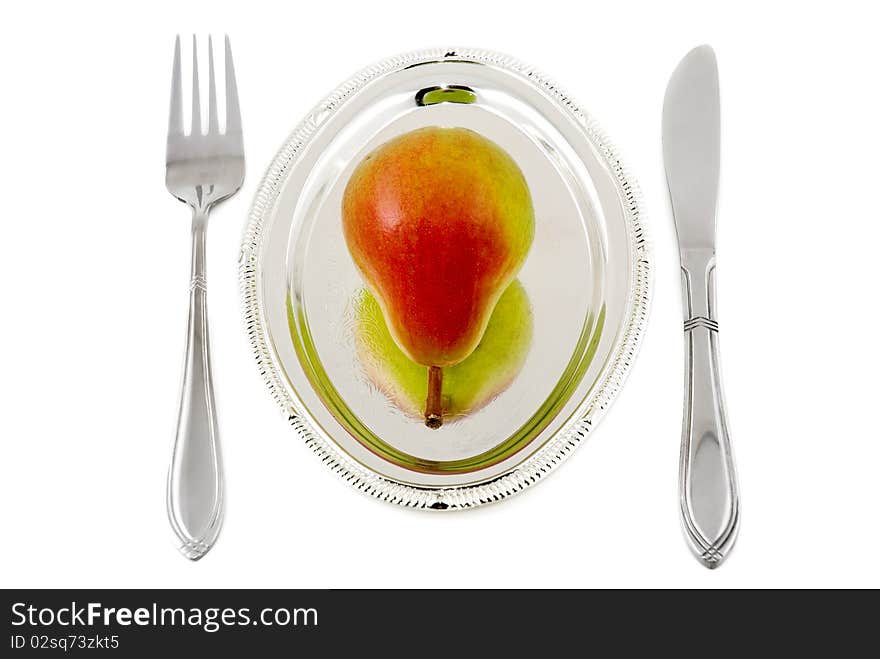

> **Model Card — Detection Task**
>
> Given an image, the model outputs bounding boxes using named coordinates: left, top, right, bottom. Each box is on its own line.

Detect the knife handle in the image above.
left=679, top=252, right=740, bottom=568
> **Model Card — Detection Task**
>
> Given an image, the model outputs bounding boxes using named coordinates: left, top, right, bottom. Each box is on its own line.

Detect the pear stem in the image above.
left=425, top=366, right=443, bottom=429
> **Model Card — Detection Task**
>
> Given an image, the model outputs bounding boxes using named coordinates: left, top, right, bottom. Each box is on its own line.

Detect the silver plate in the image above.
left=240, top=48, right=650, bottom=509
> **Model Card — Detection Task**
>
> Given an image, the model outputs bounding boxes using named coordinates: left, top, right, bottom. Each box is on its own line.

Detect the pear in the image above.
left=343, top=127, right=534, bottom=427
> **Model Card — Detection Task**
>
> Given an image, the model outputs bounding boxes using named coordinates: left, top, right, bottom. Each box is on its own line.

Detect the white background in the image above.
left=1, top=0, right=878, bottom=589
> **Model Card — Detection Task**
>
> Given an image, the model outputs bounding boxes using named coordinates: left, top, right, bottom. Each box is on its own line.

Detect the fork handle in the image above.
left=679, top=252, right=740, bottom=568
left=167, top=214, right=224, bottom=560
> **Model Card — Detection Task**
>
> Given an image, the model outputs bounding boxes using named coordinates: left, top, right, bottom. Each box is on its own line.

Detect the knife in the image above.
left=662, top=45, right=740, bottom=568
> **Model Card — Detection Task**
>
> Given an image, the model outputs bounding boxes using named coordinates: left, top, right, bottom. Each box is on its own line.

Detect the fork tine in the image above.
left=191, top=35, right=201, bottom=136
left=224, top=35, right=242, bottom=135
left=207, top=36, right=219, bottom=134
left=167, top=35, right=183, bottom=140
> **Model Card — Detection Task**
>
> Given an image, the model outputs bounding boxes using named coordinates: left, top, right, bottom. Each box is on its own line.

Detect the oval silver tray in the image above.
left=240, top=48, right=650, bottom=510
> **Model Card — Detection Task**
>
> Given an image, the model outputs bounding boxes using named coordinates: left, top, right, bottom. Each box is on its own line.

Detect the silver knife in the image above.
left=662, top=45, right=740, bottom=568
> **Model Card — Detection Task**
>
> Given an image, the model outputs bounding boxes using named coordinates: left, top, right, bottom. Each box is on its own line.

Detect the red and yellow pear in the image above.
left=342, top=127, right=534, bottom=428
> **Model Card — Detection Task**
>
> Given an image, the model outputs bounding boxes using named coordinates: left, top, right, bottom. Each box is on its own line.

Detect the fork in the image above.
left=165, top=35, right=244, bottom=560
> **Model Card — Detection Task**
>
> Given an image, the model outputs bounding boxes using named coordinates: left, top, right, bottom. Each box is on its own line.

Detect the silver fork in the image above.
left=165, top=35, right=244, bottom=560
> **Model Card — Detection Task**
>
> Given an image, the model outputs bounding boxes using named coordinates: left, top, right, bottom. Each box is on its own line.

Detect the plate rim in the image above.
left=240, top=47, right=652, bottom=510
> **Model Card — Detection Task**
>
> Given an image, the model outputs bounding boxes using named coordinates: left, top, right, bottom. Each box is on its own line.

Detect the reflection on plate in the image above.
left=353, top=281, right=533, bottom=425
left=241, top=48, right=650, bottom=509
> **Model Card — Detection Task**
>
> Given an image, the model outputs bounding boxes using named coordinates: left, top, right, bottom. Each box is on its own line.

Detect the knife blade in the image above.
left=663, top=45, right=720, bottom=250
left=662, top=45, right=740, bottom=569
